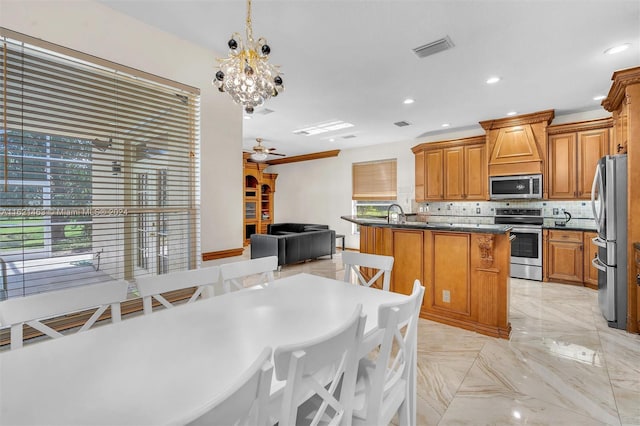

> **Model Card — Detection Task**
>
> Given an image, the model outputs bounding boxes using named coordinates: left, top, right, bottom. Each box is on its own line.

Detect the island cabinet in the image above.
left=412, top=136, right=486, bottom=202
left=547, top=118, right=612, bottom=199
left=359, top=224, right=511, bottom=338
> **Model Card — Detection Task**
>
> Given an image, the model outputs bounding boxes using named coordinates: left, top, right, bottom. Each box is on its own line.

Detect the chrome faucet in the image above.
left=387, top=203, right=405, bottom=224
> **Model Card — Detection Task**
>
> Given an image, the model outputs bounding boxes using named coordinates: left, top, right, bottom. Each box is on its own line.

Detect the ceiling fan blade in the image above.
left=269, top=152, right=286, bottom=156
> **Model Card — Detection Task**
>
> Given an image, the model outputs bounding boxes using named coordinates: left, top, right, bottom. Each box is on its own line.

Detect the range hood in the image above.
left=480, top=110, right=554, bottom=178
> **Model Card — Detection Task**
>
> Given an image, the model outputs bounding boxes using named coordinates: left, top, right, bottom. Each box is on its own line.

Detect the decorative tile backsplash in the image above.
left=412, top=200, right=594, bottom=219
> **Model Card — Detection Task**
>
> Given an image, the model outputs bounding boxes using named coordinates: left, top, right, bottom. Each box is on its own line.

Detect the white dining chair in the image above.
left=220, top=256, right=277, bottom=294
left=176, top=347, right=274, bottom=426
left=0, top=280, right=129, bottom=350
left=342, top=251, right=394, bottom=291
left=273, top=304, right=366, bottom=426
left=135, top=266, right=221, bottom=315
left=352, top=279, right=425, bottom=426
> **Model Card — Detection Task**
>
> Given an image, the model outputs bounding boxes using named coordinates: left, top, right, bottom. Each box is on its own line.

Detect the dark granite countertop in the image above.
left=542, top=218, right=597, bottom=232
left=341, top=216, right=512, bottom=234
left=634, top=242, right=640, bottom=251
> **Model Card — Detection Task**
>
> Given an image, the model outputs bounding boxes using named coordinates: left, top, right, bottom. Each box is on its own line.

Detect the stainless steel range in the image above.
left=494, top=208, right=543, bottom=281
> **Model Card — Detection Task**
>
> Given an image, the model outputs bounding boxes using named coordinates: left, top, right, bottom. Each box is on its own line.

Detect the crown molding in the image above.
left=479, top=109, right=555, bottom=130
left=602, top=66, right=640, bottom=112
left=547, top=117, right=613, bottom=135
left=267, top=149, right=340, bottom=165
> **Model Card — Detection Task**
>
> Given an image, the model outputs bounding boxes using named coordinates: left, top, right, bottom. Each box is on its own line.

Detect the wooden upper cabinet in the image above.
left=412, top=136, right=486, bottom=202
left=465, top=144, right=486, bottom=200
left=577, top=129, right=609, bottom=198
left=415, top=150, right=425, bottom=202
left=548, top=133, right=577, bottom=199
left=547, top=119, right=611, bottom=200
left=444, top=147, right=464, bottom=200
left=425, top=149, right=444, bottom=200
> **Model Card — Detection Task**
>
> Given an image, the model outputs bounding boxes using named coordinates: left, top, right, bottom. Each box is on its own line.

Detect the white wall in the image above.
left=269, top=110, right=611, bottom=250
left=0, top=0, right=244, bottom=256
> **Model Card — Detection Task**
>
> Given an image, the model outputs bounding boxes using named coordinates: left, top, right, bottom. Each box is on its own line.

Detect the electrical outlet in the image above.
left=442, top=290, right=451, bottom=303
left=553, top=208, right=559, bottom=215
left=476, top=207, right=481, bottom=214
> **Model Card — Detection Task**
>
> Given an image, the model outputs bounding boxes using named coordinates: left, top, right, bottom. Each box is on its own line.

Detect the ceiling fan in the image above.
left=248, top=138, right=285, bottom=162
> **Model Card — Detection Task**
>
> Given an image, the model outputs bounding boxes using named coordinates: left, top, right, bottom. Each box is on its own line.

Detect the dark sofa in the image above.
left=250, top=223, right=336, bottom=266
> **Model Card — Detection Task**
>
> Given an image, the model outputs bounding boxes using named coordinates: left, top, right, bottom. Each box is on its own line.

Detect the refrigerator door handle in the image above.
left=591, top=163, right=604, bottom=232
left=592, top=236, right=606, bottom=248
left=592, top=256, right=607, bottom=272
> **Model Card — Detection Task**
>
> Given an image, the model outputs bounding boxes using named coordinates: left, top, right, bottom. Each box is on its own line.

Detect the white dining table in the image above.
left=0, top=273, right=412, bottom=426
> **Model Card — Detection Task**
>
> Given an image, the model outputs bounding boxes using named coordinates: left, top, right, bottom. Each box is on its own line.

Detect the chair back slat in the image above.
left=357, top=279, right=425, bottom=425
left=220, top=256, right=277, bottom=294
left=135, top=266, right=220, bottom=314
left=342, top=252, right=394, bottom=291
left=0, top=280, right=129, bottom=349
left=274, top=304, right=366, bottom=426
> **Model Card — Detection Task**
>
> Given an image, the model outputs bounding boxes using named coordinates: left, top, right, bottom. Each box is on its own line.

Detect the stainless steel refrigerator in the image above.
left=591, top=154, right=627, bottom=329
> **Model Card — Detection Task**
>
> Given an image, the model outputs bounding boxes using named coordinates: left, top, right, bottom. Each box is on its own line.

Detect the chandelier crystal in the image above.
left=213, top=0, right=284, bottom=114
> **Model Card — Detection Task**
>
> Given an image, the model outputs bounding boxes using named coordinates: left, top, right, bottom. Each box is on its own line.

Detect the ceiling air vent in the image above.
left=342, top=135, right=357, bottom=139
left=413, top=36, right=454, bottom=59
left=394, top=121, right=411, bottom=127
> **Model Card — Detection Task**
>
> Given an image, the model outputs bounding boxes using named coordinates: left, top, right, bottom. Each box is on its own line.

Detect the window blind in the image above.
left=352, top=159, right=397, bottom=201
left=0, top=30, right=200, bottom=300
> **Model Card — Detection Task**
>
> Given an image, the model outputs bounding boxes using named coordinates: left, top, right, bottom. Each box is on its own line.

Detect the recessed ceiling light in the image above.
left=243, top=115, right=252, bottom=120
left=604, top=43, right=630, bottom=55
left=403, top=98, right=415, bottom=104
left=593, top=95, right=606, bottom=101
left=486, top=76, right=501, bottom=84
left=329, top=138, right=335, bottom=142
left=507, top=111, right=517, bottom=116
left=441, top=123, right=450, bottom=128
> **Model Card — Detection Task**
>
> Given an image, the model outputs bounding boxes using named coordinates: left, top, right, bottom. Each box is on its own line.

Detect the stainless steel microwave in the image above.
left=489, top=174, right=543, bottom=200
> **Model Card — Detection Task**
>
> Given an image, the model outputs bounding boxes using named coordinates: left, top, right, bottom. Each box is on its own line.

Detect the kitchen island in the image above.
left=342, top=215, right=513, bottom=338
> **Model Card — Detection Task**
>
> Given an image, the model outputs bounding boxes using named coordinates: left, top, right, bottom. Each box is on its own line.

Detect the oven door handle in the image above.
left=592, top=256, right=607, bottom=272
left=509, top=234, right=516, bottom=241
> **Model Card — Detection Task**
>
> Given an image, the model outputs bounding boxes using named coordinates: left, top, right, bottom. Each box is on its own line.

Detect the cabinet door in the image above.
left=548, top=230, right=583, bottom=283
left=432, top=232, right=470, bottom=315
left=391, top=230, right=423, bottom=295
left=444, top=147, right=464, bottom=200
left=548, top=133, right=577, bottom=199
left=425, top=150, right=444, bottom=200
left=583, top=231, right=598, bottom=289
left=577, top=129, right=608, bottom=199
left=465, top=144, right=486, bottom=200
left=414, top=151, right=425, bottom=202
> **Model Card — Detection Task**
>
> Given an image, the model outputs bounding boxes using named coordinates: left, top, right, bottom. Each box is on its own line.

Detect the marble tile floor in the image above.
left=232, top=253, right=640, bottom=425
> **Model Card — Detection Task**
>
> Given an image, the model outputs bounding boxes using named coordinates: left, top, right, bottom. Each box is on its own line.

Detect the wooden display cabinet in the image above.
left=243, top=154, right=277, bottom=246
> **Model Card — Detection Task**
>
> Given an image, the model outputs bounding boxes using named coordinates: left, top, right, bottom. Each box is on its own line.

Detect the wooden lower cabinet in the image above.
left=547, top=230, right=583, bottom=284
left=635, top=246, right=640, bottom=332
left=359, top=225, right=511, bottom=338
left=544, top=229, right=599, bottom=288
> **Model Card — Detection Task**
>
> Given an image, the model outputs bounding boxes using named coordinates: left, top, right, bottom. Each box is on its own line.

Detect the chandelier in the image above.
left=213, top=0, right=284, bottom=114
